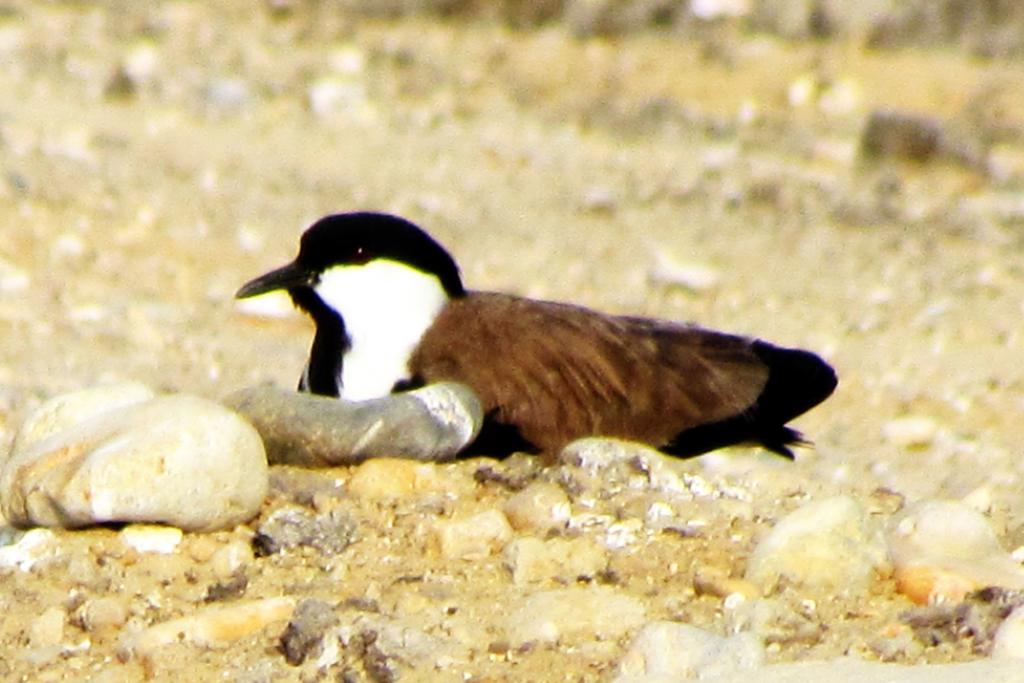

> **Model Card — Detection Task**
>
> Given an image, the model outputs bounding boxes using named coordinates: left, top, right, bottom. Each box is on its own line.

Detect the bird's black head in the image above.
left=235, top=212, right=466, bottom=301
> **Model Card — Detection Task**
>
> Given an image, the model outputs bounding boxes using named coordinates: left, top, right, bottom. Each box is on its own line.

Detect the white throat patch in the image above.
left=314, top=259, right=449, bottom=401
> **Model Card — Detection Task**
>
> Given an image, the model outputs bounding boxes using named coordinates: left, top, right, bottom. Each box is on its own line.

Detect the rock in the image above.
left=615, top=621, right=764, bottom=682
left=203, top=78, right=252, bottom=113
left=433, top=509, right=513, bottom=560
left=1, top=389, right=268, bottom=532
left=0, top=256, right=30, bottom=293
left=992, top=604, right=1024, bottom=658
left=224, top=382, right=482, bottom=466
left=745, top=496, right=889, bottom=593
left=119, top=525, right=183, bottom=555
left=559, top=438, right=689, bottom=499
left=76, top=597, right=128, bottom=635
left=502, top=481, right=571, bottom=534
left=28, top=606, right=66, bottom=649
left=888, top=500, right=1024, bottom=605
left=203, top=573, right=249, bottom=603
left=900, top=588, right=1024, bottom=653
left=882, top=415, right=939, bottom=448
left=579, top=186, right=618, bottom=214
left=128, top=597, right=296, bottom=660
left=860, top=109, right=943, bottom=162
left=253, top=505, right=356, bottom=556
left=0, top=528, right=61, bottom=571
left=506, top=586, right=646, bottom=647
left=727, top=598, right=822, bottom=645
left=278, top=599, right=338, bottom=665
left=504, top=536, right=608, bottom=585
left=307, top=77, right=370, bottom=120
left=648, top=251, right=721, bottom=293
left=210, top=539, right=255, bottom=579
left=8, top=382, right=154, bottom=454
left=693, top=565, right=760, bottom=600
left=347, top=458, right=472, bottom=501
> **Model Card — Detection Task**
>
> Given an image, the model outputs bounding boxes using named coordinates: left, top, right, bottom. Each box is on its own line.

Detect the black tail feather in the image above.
left=664, top=342, right=836, bottom=459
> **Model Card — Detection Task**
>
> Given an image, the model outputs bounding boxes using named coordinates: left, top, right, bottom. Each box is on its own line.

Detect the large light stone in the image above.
left=1, top=388, right=268, bottom=532
left=745, top=496, right=889, bottom=593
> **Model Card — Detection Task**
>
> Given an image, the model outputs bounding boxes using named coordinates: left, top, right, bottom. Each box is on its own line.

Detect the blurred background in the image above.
left=1, top=0, right=1024, bottom=505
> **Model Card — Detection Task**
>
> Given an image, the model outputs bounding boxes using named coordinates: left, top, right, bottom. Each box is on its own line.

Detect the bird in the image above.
left=236, top=211, right=837, bottom=459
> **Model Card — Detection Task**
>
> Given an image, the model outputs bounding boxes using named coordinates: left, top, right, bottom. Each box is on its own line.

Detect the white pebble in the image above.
left=745, top=496, right=888, bottom=593
left=883, top=415, right=938, bottom=448
left=649, top=251, right=720, bottom=292
left=233, top=291, right=297, bottom=319
left=0, top=528, right=61, bottom=571
left=0, top=257, right=30, bottom=293
left=120, top=524, right=183, bottom=554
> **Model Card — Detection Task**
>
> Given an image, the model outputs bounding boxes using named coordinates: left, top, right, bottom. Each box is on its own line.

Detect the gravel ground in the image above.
left=2, top=2, right=1024, bottom=681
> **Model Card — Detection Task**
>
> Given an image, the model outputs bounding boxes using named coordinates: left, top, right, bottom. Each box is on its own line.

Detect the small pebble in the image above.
left=0, top=257, right=30, bottom=293
left=502, top=481, right=571, bottom=534
left=129, top=597, right=296, bottom=659
left=506, top=586, right=646, bottom=647
left=119, top=525, right=183, bottom=555
left=254, top=505, right=355, bottom=556
left=28, top=606, right=66, bottom=649
left=233, top=291, right=297, bottom=319
left=1, top=388, right=268, bottom=532
left=615, top=621, right=764, bottom=682
left=278, top=599, right=338, bottom=665
left=347, top=459, right=452, bottom=501
left=693, top=566, right=760, bottom=600
left=580, top=186, right=618, bottom=214
left=307, top=77, right=369, bottom=119
left=433, top=509, right=512, bottom=560
left=745, top=496, right=889, bottom=593
left=77, top=596, right=128, bottom=634
left=882, top=415, right=939, bottom=448
left=648, top=252, right=720, bottom=293
left=210, top=539, right=255, bottom=579
left=888, top=500, right=1024, bottom=604
left=504, top=536, right=607, bottom=585
left=861, top=109, right=943, bottom=162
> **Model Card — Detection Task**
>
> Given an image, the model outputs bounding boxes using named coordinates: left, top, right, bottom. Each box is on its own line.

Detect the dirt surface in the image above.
left=2, top=2, right=1024, bottom=681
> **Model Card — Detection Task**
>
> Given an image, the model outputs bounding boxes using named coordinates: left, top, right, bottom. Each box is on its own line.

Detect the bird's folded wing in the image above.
left=410, top=292, right=770, bottom=451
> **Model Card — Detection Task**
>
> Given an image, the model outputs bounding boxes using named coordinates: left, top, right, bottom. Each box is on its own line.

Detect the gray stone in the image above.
left=225, top=382, right=482, bottom=466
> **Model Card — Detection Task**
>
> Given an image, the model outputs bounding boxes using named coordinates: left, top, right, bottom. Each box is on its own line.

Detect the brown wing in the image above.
left=409, top=292, right=770, bottom=453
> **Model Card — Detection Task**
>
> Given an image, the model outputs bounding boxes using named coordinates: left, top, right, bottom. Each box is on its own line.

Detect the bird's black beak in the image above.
left=235, top=261, right=315, bottom=299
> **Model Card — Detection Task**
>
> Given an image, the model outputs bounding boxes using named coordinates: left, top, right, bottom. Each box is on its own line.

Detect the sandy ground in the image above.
left=2, top=2, right=1024, bottom=681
